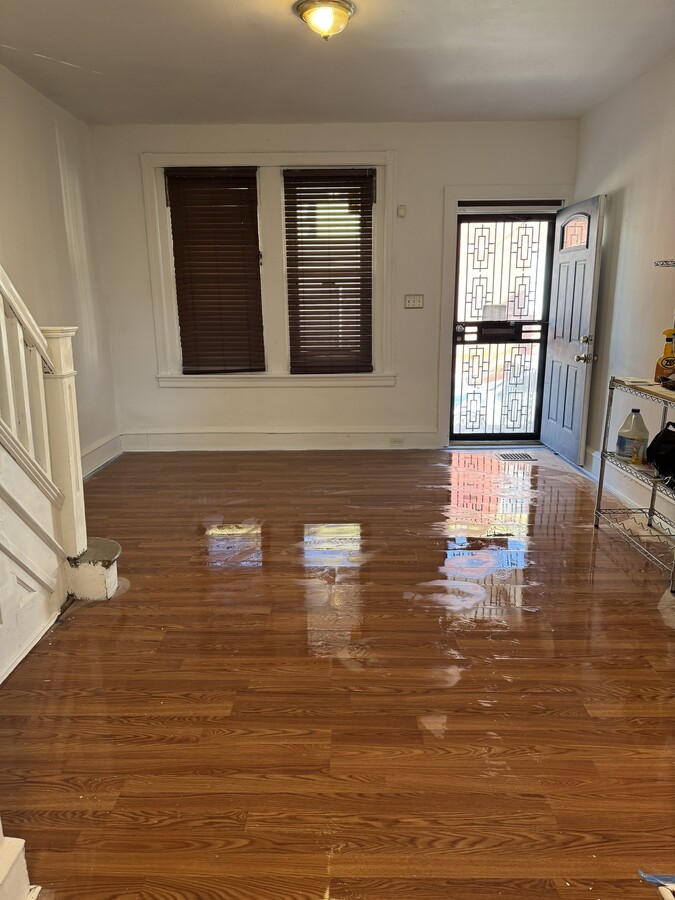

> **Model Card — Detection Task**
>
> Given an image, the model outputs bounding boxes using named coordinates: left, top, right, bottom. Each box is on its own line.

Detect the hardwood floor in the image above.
left=1, top=449, right=674, bottom=899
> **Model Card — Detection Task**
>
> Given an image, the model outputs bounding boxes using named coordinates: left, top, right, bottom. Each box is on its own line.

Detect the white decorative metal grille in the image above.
left=452, top=217, right=552, bottom=437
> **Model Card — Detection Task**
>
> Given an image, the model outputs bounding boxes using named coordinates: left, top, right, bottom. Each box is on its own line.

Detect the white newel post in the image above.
left=42, top=327, right=87, bottom=559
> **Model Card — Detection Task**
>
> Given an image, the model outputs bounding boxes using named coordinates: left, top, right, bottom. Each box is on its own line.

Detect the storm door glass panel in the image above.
left=451, top=216, right=554, bottom=439
left=454, top=342, right=542, bottom=434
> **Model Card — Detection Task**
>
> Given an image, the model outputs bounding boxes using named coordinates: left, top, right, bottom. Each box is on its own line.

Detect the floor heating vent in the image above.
left=497, top=452, right=537, bottom=462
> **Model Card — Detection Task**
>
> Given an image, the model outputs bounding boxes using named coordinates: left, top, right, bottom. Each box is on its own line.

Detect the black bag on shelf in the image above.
left=646, top=422, right=675, bottom=485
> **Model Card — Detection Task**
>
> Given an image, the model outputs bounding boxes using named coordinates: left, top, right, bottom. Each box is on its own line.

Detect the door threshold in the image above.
left=446, top=440, right=544, bottom=449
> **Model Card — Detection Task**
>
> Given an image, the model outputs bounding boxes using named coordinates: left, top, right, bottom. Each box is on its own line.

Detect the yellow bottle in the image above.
left=655, top=329, right=675, bottom=382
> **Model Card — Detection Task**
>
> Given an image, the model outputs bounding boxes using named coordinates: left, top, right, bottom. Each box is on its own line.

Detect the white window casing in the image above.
left=141, top=151, right=397, bottom=388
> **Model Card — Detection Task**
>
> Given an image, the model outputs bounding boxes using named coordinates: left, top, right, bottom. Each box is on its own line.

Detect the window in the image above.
left=284, top=169, right=375, bottom=374
left=165, top=167, right=265, bottom=374
left=142, top=151, right=395, bottom=387
left=561, top=214, right=589, bottom=250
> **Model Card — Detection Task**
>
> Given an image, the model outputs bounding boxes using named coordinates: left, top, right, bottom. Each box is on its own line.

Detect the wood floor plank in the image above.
left=138, top=875, right=330, bottom=899
left=1, top=448, right=674, bottom=896
left=38, top=879, right=143, bottom=900
left=329, top=878, right=561, bottom=899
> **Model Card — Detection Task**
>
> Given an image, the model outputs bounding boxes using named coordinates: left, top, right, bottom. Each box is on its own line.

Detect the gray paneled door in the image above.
left=540, top=195, right=605, bottom=466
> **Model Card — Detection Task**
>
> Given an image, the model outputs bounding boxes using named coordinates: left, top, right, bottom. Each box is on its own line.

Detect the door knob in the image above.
left=580, top=335, right=591, bottom=344
left=574, top=353, right=597, bottom=363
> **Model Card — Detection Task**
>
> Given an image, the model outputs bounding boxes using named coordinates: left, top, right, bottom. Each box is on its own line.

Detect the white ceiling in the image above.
left=1, top=0, right=675, bottom=125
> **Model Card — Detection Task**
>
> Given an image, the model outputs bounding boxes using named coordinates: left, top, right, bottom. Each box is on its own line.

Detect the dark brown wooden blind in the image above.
left=284, top=168, right=375, bottom=374
left=165, top=167, right=265, bottom=374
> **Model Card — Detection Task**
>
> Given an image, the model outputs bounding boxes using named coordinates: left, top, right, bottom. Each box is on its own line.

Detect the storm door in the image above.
left=451, top=214, right=555, bottom=439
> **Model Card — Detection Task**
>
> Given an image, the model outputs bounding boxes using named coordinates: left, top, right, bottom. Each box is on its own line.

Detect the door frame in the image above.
left=450, top=212, right=555, bottom=441
left=438, top=183, right=574, bottom=446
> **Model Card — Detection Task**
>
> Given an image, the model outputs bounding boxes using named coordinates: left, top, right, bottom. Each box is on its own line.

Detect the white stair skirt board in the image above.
left=0, top=834, right=36, bottom=899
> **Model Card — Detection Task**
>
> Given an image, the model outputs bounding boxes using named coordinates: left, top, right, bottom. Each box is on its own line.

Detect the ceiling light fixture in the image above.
left=295, top=0, right=355, bottom=40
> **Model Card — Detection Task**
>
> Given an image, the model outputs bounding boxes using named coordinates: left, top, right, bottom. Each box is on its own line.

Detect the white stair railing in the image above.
left=0, top=268, right=54, bottom=479
left=0, top=265, right=87, bottom=559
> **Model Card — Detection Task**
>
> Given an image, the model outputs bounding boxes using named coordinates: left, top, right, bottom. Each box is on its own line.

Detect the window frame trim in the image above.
left=141, top=151, right=397, bottom=387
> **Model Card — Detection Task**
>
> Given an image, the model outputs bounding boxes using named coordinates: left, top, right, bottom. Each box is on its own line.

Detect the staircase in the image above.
left=0, top=264, right=120, bottom=896
left=0, top=815, right=39, bottom=900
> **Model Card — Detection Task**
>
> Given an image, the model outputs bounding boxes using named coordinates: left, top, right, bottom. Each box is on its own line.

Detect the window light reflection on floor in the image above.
left=303, top=523, right=362, bottom=569
left=302, top=524, right=363, bottom=657
left=205, top=523, right=263, bottom=568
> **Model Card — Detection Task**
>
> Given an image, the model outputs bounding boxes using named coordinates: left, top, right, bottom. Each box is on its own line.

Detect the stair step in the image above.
left=70, top=537, right=121, bottom=568
left=67, top=537, right=121, bottom=601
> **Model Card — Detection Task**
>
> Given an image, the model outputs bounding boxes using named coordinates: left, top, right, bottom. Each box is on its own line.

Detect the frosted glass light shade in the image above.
left=296, top=1, right=355, bottom=40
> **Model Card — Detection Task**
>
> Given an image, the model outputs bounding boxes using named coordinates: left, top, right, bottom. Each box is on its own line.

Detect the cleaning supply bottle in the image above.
left=655, top=328, right=675, bottom=382
left=616, top=409, right=649, bottom=464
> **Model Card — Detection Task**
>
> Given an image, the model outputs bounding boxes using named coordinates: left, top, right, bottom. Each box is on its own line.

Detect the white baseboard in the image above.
left=119, top=428, right=441, bottom=452
left=81, top=433, right=124, bottom=477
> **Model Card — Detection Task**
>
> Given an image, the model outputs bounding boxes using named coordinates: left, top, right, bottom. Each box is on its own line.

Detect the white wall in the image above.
left=575, top=49, right=675, bottom=464
left=5, top=46, right=674, bottom=458
left=0, top=66, right=118, bottom=469
left=91, top=120, right=577, bottom=450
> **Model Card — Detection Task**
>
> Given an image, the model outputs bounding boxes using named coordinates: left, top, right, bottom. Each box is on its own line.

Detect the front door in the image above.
left=451, top=214, right=555, bottom=439
left=540, top=196, right=605, bottom=465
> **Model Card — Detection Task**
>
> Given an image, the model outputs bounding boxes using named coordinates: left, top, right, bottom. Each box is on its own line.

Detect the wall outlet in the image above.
left=404, top=294, right=424, bottom=309
left=389, top=436, right=405, bottom=447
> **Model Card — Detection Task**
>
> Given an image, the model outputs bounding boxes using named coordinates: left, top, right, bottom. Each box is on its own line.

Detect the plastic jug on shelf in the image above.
left=616, top=408, right=649, bottom=464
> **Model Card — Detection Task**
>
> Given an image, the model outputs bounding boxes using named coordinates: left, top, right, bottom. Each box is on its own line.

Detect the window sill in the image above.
left=157, top=373, right=397, bottom=389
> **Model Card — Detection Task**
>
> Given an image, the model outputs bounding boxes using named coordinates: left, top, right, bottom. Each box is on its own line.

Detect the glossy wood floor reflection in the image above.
left=2, top=450, right=675, bottom=899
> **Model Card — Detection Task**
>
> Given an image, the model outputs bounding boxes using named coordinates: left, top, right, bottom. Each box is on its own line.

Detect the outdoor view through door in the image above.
left=451, top=213, right=555, bottom=439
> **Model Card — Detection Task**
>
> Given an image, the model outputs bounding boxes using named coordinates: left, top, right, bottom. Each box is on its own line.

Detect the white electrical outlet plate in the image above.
left=405, top=294, right=424, bottom=309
